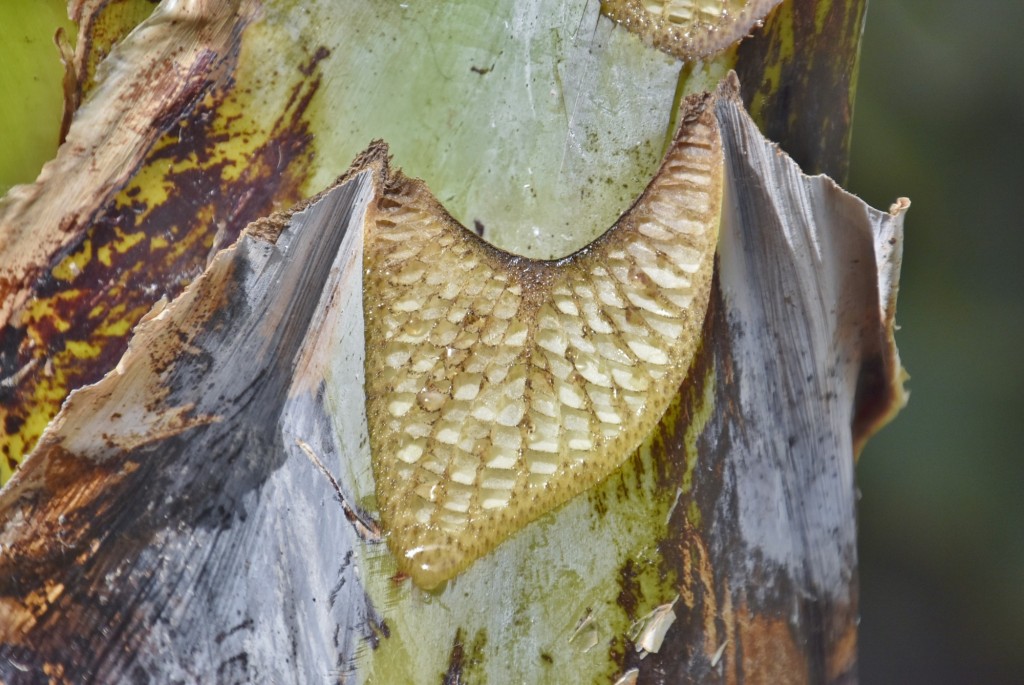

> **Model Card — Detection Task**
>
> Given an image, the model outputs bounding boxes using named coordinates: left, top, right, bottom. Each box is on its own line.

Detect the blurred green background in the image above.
left=850, top=0, right=1024, bottom=682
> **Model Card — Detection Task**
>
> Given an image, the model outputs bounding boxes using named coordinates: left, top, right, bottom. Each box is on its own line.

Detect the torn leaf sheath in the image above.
left=0, top=77, right=907, bottom=682
left=363, top=92, right=723, bottom=589
left=0, top=169, right=382, bottom=681
left=0, top=0, right=327, bottom=482
left=0, top=2, right=249, bottom=325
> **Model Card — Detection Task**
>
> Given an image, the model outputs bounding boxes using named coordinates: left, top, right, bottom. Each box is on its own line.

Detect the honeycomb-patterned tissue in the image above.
left=364, top=93, right=723, bottom=589
left=600, top=0, right=781, bottom=60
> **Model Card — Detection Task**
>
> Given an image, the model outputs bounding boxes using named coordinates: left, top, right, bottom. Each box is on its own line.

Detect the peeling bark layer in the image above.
left=0, top=78, right=904, bottom=683
left=0, top=0, right=328, bottom=478
left=0, top=167, right=382, bottom=683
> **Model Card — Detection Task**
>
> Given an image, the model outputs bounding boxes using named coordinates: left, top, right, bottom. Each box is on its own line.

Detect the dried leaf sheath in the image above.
left=0, top=74, right=906, bottom=682
left=364, top=92, right=723, bottom=588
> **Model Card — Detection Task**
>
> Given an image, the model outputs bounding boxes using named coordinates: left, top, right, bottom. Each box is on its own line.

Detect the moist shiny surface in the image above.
left=364, top=94, right=723, bottom=589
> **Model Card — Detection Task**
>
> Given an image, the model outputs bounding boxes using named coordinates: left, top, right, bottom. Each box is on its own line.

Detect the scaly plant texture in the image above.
left=0, top=1, right=905, bottom=682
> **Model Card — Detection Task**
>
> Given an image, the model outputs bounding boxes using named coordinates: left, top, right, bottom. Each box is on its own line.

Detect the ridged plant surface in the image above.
left=364, top=95, right=723, bottom=588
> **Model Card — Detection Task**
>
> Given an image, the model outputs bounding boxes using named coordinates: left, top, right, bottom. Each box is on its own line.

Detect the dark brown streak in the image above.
left=294, top=437, right=382, bottom=543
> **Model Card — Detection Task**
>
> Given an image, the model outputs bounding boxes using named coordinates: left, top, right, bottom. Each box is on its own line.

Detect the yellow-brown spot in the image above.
left=0, top=35, right=330, bottom=483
